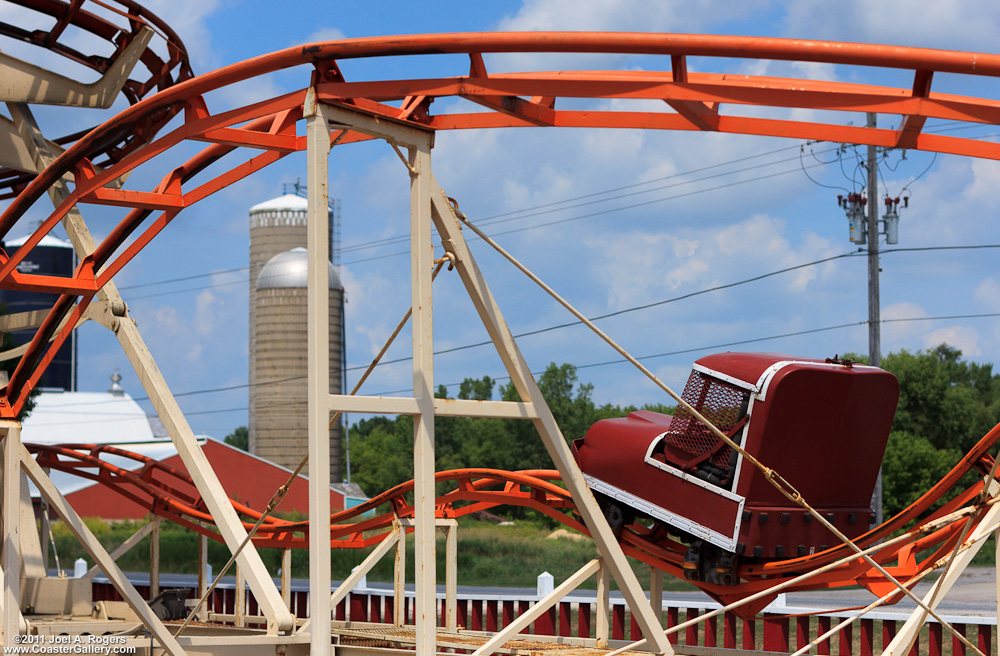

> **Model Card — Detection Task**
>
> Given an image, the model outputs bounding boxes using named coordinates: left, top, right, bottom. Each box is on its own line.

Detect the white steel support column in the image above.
left=409, top=140, right=437, bottom=655
left=2, top=421, right=23, bottom=641
left=305, top=89, right=333, bottom=656
left=196, top=533, right=208, bottom=621
left=314, top=102, right=666, bottom=653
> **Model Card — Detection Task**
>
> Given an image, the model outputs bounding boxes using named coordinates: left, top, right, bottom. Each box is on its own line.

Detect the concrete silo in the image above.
left=248, top=194, right=343, bottom=479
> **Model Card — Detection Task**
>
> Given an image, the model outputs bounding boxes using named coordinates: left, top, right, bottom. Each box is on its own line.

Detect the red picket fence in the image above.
left=93, top=580, right=995, bottom=655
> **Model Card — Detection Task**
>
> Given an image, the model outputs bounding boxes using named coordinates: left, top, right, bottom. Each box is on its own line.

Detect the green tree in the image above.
left=881, top=430, right=960, bottom=516
left=224, top=426, right=248, bottom=451
left=883, top=344, right=998, bottom=453
left=350, top=416, right=415, bottom=495
left=348, top=364, right=675, bottom=497
left=847, top=344, right=1000, bottom=518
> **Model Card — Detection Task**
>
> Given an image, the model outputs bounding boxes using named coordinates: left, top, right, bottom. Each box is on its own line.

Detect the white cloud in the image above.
left=781, top=0, right=1000, bottom=53
left=140, top=0, right=223, bottom=70
left=492, top=0, right=771, bottom=72
left=923, top=326, right=981, bottom=356
left=881, top=301, right=928, bottom=344
left=591, top=213, right=840, bottom=310
left=303, top=27, right=346, bottom=44
left=498, top=0, right=766, bottom=32
left=193, top=289, right=219, bottom=337
left=975, top=278, right=1000, bottom=311
left=208, top=73, right=287, bottom=113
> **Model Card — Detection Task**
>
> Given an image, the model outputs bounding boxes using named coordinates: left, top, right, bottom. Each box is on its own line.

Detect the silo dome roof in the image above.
left=249, top=193, right=309, bottom=214
left=256, top=247, right=341, bottom=290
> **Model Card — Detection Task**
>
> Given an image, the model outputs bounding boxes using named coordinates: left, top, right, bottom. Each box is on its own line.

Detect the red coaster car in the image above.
left=572, top=352, right=898, bottom=585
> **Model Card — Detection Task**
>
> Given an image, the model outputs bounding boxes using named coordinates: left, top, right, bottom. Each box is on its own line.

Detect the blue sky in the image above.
left=6, top=0, right=1000, bottom=442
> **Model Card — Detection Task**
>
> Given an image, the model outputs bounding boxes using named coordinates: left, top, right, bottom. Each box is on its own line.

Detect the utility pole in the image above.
left=866, top=112, right=884, bottom=527
left=835, top=114, right=910, bottom=527
left=866, top=113, right=881, bottom=369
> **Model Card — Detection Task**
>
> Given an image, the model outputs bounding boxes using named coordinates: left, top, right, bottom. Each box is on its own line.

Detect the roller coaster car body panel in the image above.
left=572, top=353, right=899, bottom=558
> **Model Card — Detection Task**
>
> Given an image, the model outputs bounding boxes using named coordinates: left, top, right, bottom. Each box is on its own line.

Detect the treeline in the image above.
left=345, top=345, right=1000, bottom=518
left=875, top=344, right=999, bottom=515
left=348, top=363, right=672, bottom=495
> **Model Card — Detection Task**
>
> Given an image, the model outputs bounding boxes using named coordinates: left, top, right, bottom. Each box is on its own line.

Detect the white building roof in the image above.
left=21, top=390, right=160, bottom=445
left=5, top=233, right=73, bottom=249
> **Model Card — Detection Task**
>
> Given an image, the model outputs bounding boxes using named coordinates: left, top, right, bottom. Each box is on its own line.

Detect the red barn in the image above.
left=61, top=437, right=362, bottom=520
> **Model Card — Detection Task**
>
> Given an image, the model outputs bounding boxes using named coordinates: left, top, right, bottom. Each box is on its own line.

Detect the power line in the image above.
left=336, top=160, right=834, bottom=268
left=131, top=375, right=307, bottom=403
left=112, top=124, right=992, bottom=291
left=337, top=148, right=823, bottom=256
left=117, top=266, right=249, bottom=291
left=343, top=243, right=1000, bottom=372
left=105, top=120, right=992, bottom=296
left=127, top=277, right=247, bottom=301
left=368, top=312, right=1000, bottom=397
left=134, top=244, right=1000, bottom=404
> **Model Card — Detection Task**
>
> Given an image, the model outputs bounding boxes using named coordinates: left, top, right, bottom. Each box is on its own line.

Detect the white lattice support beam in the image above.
left=196, top=532, right=209, bottom=621
left=305, top=89, right=333, bottom=656
left=7, top=101, right=295, bottom=633
left=20, top=445, right=185, bottom=655
left=18, top=471, right=44, bottom=578
left=332, top=530, right=400, bottom=609
left=472, top=559, right=601, bottom=656
left=427, top=183, right=673, bottom=654
left=326, top=101, right=439, bottom=652
left=0, top=27, right=152, bottom=107
left=236, top=564, right=246, bottom=628
left=2, top=422, right=26, bottom=639
left=394, top=517, right=406, bottom=628
left=281, top=549, right=291, bottom=610
left=84, top=520, right=155, bottom=581
left=596, top=559, right=610, bottom=648
left=650, top=566, right=663, bottom=624
left=444, top=520, right=458, bottom=632
left=0, top=116, right=67, bottom=177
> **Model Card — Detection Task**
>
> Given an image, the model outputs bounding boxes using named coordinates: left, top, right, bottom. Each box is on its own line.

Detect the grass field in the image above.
left=47, top=514, right=993, bottom=590
left=47, top=516, right=697, bottom=589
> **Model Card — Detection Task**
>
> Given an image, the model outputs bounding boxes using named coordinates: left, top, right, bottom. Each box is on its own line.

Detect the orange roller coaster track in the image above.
left=0, top=0, right=193, bottom=198
left=28, top=418, right=999, bottom=618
